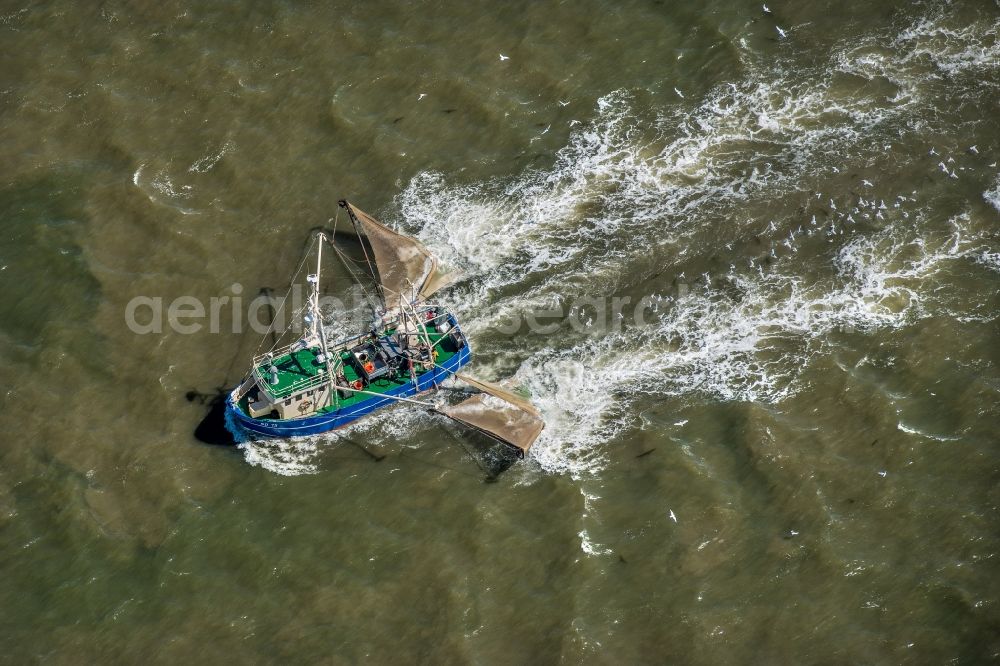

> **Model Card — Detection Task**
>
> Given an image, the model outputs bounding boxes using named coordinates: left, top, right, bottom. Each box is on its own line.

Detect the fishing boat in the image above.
left=225, top=200, right=543, bottom=458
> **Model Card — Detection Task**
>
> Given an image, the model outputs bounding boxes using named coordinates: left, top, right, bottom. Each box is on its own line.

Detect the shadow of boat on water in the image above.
left=188, top=389, right=236, bottom=447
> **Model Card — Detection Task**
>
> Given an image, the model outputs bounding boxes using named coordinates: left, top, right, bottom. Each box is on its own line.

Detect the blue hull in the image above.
left=226, top=343, right=471, bottom=439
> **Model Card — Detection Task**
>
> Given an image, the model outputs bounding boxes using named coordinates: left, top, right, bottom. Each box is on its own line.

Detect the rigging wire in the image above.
left=341, top=201, right=385, bottom=303
left=264, top=301, right=311, bottom=355
left=251, top=208, right=390, bottom=364
left=331, top=204, right=340, bottom=238
left=327, top=239, right=382, bottom=313
left=252, top=234, right=317, bottom=357
left=328, top=204, right=385, bottom=314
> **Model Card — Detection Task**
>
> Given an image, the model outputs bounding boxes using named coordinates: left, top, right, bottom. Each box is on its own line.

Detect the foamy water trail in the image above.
left=519, top=208, right=996, bottom=475
left=398, top=10, right=999, bottom=476
left=243, top=8, right=1000, bottom=476
left=894, top=13, right=1000, bottom=81
left=985, top=175, right=1000, bottom=215
left=400, top=11, right=999, bottom=297
left=237, top=390, right=449, bottom=475
left=240, top=436, right=323, bottom=476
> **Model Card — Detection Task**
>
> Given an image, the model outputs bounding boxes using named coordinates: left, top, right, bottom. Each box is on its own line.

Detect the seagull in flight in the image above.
left=674, top=87, right=684, bottom=98
left=762, top=4, right=772, bottom=13
left=776, top=26, right=787, bottom=39
left=862, top=179, right=873, bottom=187
left=499, top=53, right=510, bottom=61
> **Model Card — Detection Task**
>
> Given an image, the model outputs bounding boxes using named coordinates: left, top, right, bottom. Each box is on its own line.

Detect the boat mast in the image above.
left=309, top=232, right=337, bottom=408
left=306, top=234, right=321, bottom=339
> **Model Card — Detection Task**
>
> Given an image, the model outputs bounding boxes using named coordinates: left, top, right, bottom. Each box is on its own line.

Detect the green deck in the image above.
left=243, top=323, right=462, bottom=418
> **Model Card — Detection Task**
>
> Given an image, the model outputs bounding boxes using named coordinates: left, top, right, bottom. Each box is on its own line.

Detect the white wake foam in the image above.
left=518, top=208, right=993, bottom=475
left=984, top=175, right=1000, bottom=214
left=394, top=9, right=999, bottom=477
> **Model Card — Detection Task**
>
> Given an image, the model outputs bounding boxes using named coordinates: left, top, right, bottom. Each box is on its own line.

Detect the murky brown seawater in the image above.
left=1, top=0, right=999, bottom=662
